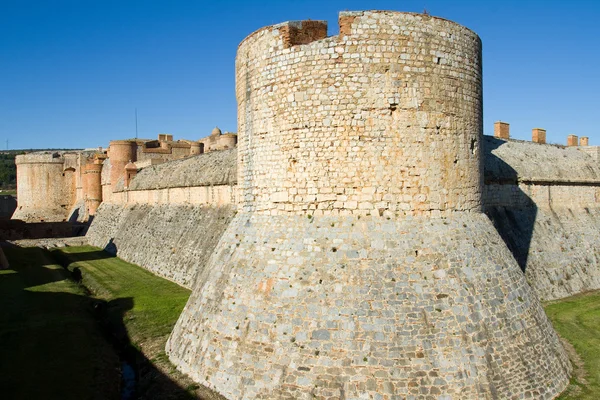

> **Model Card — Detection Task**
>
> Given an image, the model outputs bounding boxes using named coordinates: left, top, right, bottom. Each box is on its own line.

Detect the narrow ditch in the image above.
left=52, top=253, right=139, bottom=400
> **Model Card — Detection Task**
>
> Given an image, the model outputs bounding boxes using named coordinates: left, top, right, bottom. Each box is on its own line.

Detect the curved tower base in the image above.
left=167, top=213, right=570, bottom=399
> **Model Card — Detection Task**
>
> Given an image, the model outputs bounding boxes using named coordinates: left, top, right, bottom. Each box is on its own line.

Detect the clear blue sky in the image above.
left=1, top=0, right=599, bottom=149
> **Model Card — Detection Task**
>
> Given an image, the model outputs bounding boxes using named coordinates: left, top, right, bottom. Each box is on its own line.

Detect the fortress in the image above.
left=12, top=10, right=600, bottom=399
left=12, top=126, right=237, bottom=222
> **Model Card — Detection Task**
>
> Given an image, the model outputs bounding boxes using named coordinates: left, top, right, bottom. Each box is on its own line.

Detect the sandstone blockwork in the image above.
left=13, top=151, right=93, bottom=222
left=87, top=203, right=236, bottom=288
left=236, top=11, right=482, bottom=217
left=13, top=130, right=238, bottom=222
left=166, top=11, right=571, bottom=400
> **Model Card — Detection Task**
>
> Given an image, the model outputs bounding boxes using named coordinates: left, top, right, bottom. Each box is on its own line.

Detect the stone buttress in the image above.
left=167, top=11, right=570, bottom=399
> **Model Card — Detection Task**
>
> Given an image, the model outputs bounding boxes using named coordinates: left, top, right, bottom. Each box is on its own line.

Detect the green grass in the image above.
left=52, top=245, right=190, bottom=344
left=0, top=245, right=119, bottom=399
left=10, top=243, right=598, bottom=400
left=0, top=188, right=16, bottom=196
left=51, top=245, right=201, bottom=400
left=1, top=244, right=198, bottom=400
left=545, top=290, right=600, bottom=399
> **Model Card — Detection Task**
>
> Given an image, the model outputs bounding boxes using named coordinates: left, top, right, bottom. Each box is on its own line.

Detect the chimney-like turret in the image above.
left=124, top=161, right=138, bottom=188
left=567, top=134, right=578, bottom=147
left=532, top=128, right=546, bottom=144
left=494, top=121, right=510, bottom=139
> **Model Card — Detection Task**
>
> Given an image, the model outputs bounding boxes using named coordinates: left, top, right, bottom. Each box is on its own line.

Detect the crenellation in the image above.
left=236, top=11, right=482, bottom=217
left=13, top=130, right=238, bottom=220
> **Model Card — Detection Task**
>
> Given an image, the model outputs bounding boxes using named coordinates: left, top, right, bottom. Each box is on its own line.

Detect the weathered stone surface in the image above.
left=13, top=151, right=95, bottom=222
left=166, top=10, right=570, bottom=399
left=236, top=11, right=482, bottom=217
left=87, top=203, right=235, bottom=288
left=484, top=136, right=600, bottom=184
left=483, top=137, right=600, bottom=300
left=167, top=214, right=570, bottom=399
left=486, top=204, right=600, bottom=301
left=129, top=149, right=237, bottom=191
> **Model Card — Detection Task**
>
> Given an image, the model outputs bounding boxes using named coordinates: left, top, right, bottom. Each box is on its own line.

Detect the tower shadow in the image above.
left=483, top=136, right=538, bottom=272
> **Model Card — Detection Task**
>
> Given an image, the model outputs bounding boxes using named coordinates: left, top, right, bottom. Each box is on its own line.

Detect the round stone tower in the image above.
left=168, top=11, right=570, bottom=399
left=83, top=159, right=103, bottom=216
left=108, top=140, right=137, bottom=191
left=13, top=152, right=74, bottom=222
left=235, top=12, right=481, bottom=217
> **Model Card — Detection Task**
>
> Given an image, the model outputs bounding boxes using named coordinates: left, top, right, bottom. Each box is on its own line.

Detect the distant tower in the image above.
left=108, top=140, right=137, bottom=191
left=83, top=158, right=103, bottom=216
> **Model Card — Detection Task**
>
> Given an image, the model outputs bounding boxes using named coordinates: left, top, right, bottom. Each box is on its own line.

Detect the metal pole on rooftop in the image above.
left=135, top=108, right=138, bottom=139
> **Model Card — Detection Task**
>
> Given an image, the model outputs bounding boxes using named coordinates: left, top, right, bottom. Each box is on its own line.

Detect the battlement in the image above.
left=236, top=10, right=482, bottom=216
left=277, top=20, right=327, bottom=48
left=493, top=121, right=593, bottom=148
left=198, top=126, right=237, bottom=153
left=15, top=151, right=81, bottom=165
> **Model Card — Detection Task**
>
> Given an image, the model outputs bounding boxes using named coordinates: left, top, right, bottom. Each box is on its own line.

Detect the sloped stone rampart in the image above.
left=167, top=213, right=570, bottom=399
left=484, top=136, right=600, bottom=183
left=86, top=203, right=235, bottom=288
left=129, top=149, right=237, bottom=191
left=483, top=136, right=600, bottom=300
left=487, top=206, right=600, bottom=301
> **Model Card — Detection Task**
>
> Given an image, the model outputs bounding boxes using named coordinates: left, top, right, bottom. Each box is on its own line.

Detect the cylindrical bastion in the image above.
left=236, top=11, right=482, bottom=217
left=108, top=140, right=137, bottom=191
left=168, top=11, right=570, bottom=399
left=13, top=152, right=74, bottom=222
left=83, top=160, right=103, bottom=216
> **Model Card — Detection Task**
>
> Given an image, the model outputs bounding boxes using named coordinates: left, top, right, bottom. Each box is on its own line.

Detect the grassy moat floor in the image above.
left=545, top=290, right=600, bottom=399
left=1, top=243, right=599, bottom=399
left=0, top=243, right=223, bottom=400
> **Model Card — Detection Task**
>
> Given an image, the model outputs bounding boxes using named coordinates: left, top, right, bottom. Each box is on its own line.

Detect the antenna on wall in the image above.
left=135, top=108, right=138, bottom=139
left=5, top=139, right=8, bottom=150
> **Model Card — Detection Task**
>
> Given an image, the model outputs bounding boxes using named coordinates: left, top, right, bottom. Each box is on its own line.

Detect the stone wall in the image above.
left=483, top=136, right=600, bottom=301
left=86, top=203, right=235, bottom=288
left=129, top=149, right=236, bottom=190
left=168, top=213, right=570, bottom=399
left=167, top=11, right=570, bottom=400
left=12, top=150, right=101, bottom=222
left=86, top=150, right=239, bottom=288
left=13, top=152, right=82, bottom=222
left=236, top=11, right=482, bottom=217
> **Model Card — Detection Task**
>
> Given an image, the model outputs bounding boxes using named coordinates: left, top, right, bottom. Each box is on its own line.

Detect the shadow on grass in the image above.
left=52, top=247, right=115, bottom=267
left=0, top=243, right=199, bottom=400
